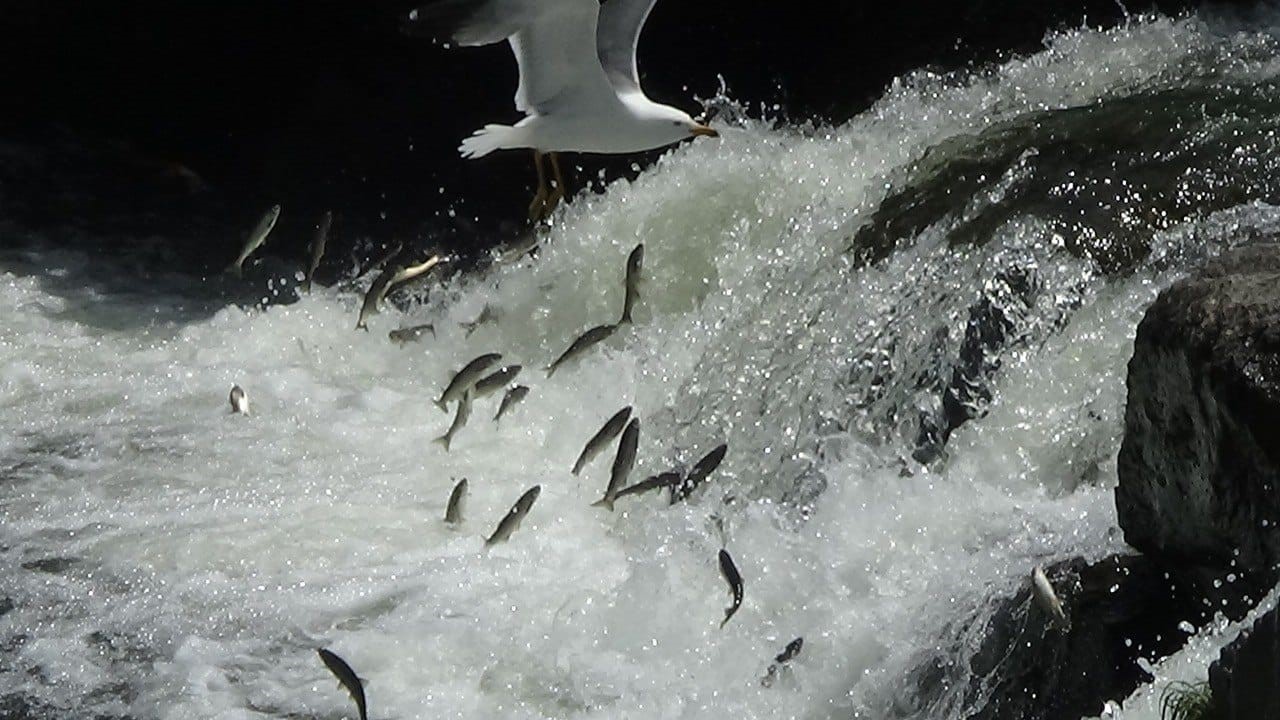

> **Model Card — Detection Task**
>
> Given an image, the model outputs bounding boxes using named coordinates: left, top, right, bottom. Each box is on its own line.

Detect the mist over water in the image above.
left=6, top=12, right=1280, bottom=719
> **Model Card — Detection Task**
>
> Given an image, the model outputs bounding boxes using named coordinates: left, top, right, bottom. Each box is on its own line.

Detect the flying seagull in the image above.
left=403, top=0, right=720, bottom=221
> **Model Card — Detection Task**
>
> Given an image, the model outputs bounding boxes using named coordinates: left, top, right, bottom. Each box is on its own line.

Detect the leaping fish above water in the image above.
left=719, top=548, right=744, bottom=628
left=389, top=324, right=436, bottom=345
left=460, top=304, right=501, bottom=337
left=671, top=443, right=728, bottom=504
left=473, top=364, right=523, bottom=399
left=620, top=243, right=644, bottom=324
left=493, top=385, right=530, bottom=424
left=615, top=471, right=681, bottom=502
left=437, top=352, right=503, bottom=412
left=317, top=648, right=368, bottom=720
left=1030, top=565, right=1070, bottom=629
left=592, top=417, right=639, bottom=511
left=356, top=255, right=447, bottom=331
left=228, top=385, right=250, bottom=415
left=434, top=389, right=473, bottom=452
left=760, top=637, right=804, bottom=688
left=227, top=204, right=280, bottom=276
left=571, top=406, right=632, bottom=475
left=485, top=485, right=541, bottom=547
left=546, top=323, right=618, bottom=378
left=303, top=210, right=332, bottom=293
left=445, top=478, right=468, bottom=525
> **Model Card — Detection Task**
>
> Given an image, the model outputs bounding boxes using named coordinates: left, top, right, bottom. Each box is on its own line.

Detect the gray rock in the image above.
left=1117, top=243, right=1280, bottom=590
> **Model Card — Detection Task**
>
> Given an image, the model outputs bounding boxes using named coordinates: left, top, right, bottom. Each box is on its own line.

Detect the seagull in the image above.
left=403, top=0, right=720, bottom=221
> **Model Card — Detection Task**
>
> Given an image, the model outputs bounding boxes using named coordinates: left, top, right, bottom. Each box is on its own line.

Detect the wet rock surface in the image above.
left=1209, top=601, right=1280, bottom=720
left=1117, top=243, right=1280, bottom=590
left=902, top=555, right=1210, bottom=720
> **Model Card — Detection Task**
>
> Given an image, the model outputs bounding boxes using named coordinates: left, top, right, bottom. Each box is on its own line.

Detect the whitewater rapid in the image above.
left=6, top=12, right=1280, bottom=720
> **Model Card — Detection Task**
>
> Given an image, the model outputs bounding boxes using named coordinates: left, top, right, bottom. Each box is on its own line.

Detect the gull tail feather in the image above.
left=460, top=124, right=521, bottom=159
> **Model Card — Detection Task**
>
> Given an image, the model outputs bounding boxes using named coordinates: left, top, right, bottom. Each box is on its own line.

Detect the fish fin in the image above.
left=571, top=462, right=583, bottom=476
left=544, top=365, right=556, bottom=378
left=590, top=498, right=614, bottom=512
left=435, top=399, right=448, bottom=413
left=433, top=435, right=451, bottom=452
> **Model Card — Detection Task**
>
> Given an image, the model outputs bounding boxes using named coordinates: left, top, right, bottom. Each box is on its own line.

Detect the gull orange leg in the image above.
left=546, top=152, right=567, bottom=215
left=528, top=150, right=550, bottom=223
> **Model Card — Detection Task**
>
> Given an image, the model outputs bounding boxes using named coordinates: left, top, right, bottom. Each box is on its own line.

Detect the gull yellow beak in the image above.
left=690, top=124, right=720, bottom=139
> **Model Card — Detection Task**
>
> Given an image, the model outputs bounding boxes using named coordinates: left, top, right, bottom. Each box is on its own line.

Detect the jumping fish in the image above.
left=445, top=478, right=468, bottom=525
left=227, top=204, right=281, bottom=276
left=317, top=648, right=368, bottom=720
left=719, top=548, right=744, bottom=628
left=493, top=385, right=530, bottom=423
left=761, top=637, right=804, bottom=688
left=356, top=255, right=447, bottom=330
left=460, top=304, right=501, bottom=337
left=473, top=364, right=523, bottom=399
left=620, top=243, right=644, bottom=324
left=303, top=210, right=332, bottom=293
left=228, top=385, right=250, bottom=415
left=615, top=471, right=681, bottom=502
left=1031, top=565, right=1070, bottom=629
left=592, top=418, right=639, bottom=511
left=671, top=443, right=728, bottom=504
left=485, top=485, right=541, bottom=546
left=389, top=324, right=436, bottom=345
left=437, top=353, right=503, bottom=411
left=434, top=389, right=473, bottom=452
left=546, top=323, right=617, bottom=378
left=571, top=406, right=633, bottom=475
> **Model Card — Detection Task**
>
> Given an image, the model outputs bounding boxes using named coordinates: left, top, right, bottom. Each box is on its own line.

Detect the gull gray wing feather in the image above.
left=596, top=0, right=658, bottom=94
left=405, top=0, right=617, bottom=116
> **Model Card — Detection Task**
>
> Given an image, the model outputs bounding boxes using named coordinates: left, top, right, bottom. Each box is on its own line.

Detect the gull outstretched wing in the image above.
left=596, top=0, right=658, bottom=94
left=404, top=0, right=619, bottom=115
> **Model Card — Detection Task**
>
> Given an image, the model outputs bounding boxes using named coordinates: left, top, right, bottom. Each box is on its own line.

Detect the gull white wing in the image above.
left=404, top=0, right=618, bottom=116
left=596, top=0, right=658, bottom=95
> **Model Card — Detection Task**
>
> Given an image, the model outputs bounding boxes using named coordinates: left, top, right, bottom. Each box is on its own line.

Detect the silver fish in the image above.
left=473, top=365, right=522, bottom=399
left=460, top=304, right=501, bottom=337
left=356, top=255, right=446, bottom=330
left=592, top=417, right=639, bottom=511
left=493, top=385, right=530, bottom=423
left=434, top=389, right=472, bottom=452
left=621, top=243, right=644, bottom=324
left=571, top=406, right=633, bottom=475
left=671, top=443, right=728, bottom=504
left=389, top=323, right=436, bottom=345
left=228, top=385, right=250, bottom=415
left=615, top=471, right=681, bottom=502
left=227, top=204, right=281, bottom=276
left=445, top=477, right=468, bottom=525
left=546, top=323, right=618, bottom=378
left=485, top=485, right=541, bottom=546
left=303, top=210, right=332, bottom=293
left=317, top=648, right=368, bottom=720
left=437, top=352, right=503, bottom=411
left=1031, top=566, right=1070, bottom=629
left=719, top=548, right=743, bottom=628
left=761, top=637, right=804, bottom=688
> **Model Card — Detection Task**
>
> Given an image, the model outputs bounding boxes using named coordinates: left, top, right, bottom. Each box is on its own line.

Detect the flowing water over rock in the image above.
left=5, top=12, right=1280, bottom=720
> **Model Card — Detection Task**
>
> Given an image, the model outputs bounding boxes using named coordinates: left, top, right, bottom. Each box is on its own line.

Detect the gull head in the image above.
left=635, top=103, right=720, bottom=149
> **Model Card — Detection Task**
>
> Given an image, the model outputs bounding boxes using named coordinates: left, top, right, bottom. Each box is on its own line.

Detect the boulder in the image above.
left=1117, top=243, right=1280, bottom=590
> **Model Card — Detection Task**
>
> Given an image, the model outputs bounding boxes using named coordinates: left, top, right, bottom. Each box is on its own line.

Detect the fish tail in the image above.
left=435, top=399, right=449, bottom=413
left=433, top=435, right=451, bottom=452
left=225, top=262, right=243, bottom=277
left=590, top=497, right=614, bottom=512
left=302, top=280, right=312, bottom=294
left=544, top=365, right=556, bottom=378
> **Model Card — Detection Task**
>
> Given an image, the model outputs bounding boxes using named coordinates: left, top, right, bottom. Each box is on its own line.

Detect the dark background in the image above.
left=0, top=0, right=1263, bottom=267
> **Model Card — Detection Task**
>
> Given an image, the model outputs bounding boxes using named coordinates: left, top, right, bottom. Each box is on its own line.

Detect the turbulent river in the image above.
left=7, top=10, right=1280, bottom=720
